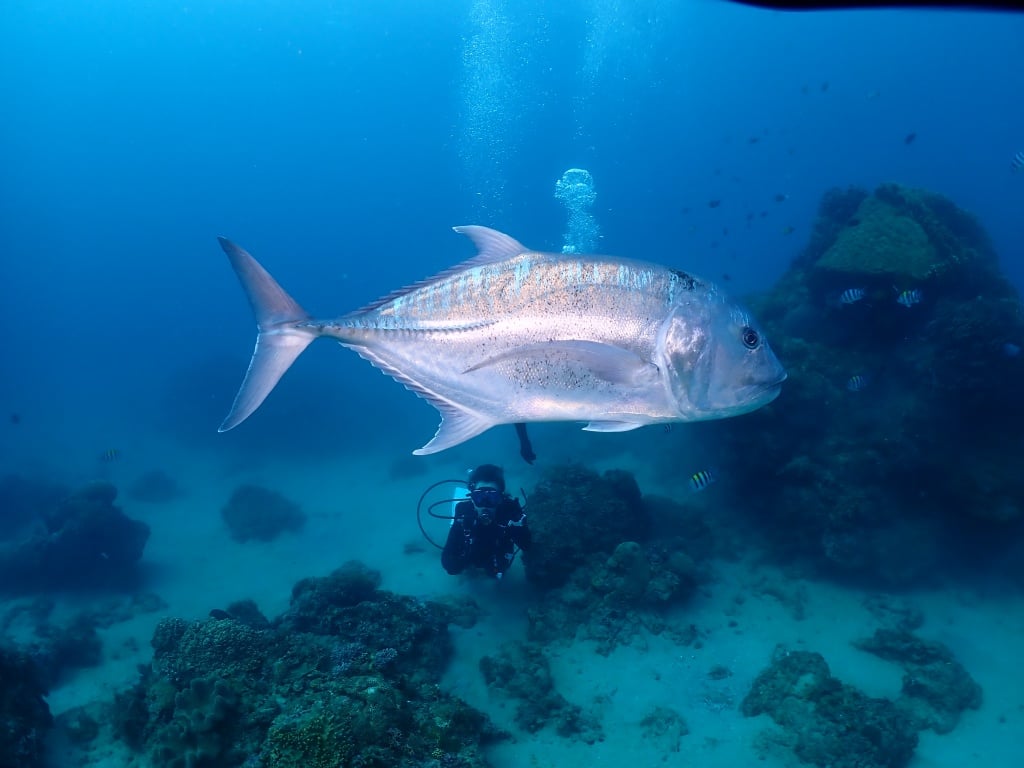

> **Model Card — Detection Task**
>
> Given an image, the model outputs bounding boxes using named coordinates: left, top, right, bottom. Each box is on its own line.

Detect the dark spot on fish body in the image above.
left=670, top=270, right=697, bottom=291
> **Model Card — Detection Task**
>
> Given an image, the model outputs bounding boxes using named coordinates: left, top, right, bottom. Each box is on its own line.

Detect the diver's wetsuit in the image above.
left=442, top=498, right=531, bottom=578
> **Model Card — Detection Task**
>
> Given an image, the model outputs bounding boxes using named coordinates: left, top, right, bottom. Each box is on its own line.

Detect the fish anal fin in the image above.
left=582, top=421, right=644, bottom=433
left=349, top=344, right=495, bottom=454
left=413, top=406, right=494, bottom=455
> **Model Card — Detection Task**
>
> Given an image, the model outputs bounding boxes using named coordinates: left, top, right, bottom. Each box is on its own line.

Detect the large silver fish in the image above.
left=218, top=226, right=786, bottom=454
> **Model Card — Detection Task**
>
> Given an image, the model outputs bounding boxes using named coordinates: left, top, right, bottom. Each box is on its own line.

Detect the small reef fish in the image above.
left=839, top=288, right=866, bottom=305
left=217, top=226, right=786, bottom=455
left=689, top=470, right=716, bottom=492
left=846, top=374, right=870, bottom=392
left=1012, top=151, right=1024, bottom=172
left=99, top=448, right=121, bottom=462
left=904, top=132, right=917, bottom=145
left=896, top=289, right=923, bottom=308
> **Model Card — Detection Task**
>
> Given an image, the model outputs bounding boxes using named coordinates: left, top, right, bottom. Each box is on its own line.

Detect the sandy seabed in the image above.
left=11, top=431, right=1024, bottom=768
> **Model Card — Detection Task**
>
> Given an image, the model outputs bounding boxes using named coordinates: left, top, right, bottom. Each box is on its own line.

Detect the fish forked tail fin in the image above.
left=217, top=237, right=316, bottom=432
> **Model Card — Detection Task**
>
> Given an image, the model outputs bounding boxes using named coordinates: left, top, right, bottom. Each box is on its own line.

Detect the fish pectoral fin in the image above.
left=465, top=340, right=659, bottom=386
left=582, top=421, right=645, bottom=433
left=412, top=404, right=494, bottom=456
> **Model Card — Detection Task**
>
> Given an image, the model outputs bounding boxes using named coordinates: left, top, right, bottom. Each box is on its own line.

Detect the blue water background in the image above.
left=1, top=0, right=1022, bottom=469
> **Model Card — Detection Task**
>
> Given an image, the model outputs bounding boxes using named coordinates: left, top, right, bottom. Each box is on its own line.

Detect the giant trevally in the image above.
left=217, top=226, right=786, bottom=454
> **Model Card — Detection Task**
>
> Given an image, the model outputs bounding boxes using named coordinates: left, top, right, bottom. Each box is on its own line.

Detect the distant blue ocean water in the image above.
left=0, top=0, right=1021, bottom=467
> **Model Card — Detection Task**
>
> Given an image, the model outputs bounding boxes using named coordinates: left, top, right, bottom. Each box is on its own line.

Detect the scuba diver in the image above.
left=441, top=464, right=531, bottom=579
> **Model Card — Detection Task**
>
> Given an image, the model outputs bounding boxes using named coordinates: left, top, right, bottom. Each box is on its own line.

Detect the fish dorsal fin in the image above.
left=452, top=225, right=526, bottom=263
left=348, top=226, right=527, bottom=316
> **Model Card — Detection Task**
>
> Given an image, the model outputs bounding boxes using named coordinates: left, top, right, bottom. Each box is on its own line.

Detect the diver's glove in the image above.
left=515, top=423, right=536, bottom=464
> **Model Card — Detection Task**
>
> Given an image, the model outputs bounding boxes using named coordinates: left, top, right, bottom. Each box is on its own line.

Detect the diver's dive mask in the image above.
left=470, top=487, right=503, bottom=513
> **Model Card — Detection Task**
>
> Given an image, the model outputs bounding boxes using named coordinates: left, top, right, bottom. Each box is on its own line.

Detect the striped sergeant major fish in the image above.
left=839, top=287, right=866, bottom=305
left=896, top=289, right=923, bottom=308
left=689, top=470, right=716, bottom=493
left=1012, top=151, right=1024, bottom=173
left=216, top=227, right=786, bottom=455
left=847, top=374, right=870, bottom=392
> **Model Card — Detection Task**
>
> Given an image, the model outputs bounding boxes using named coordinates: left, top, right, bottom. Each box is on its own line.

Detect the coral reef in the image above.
left=280, top=561, right=455, bottom=682
left=854, top=629, right=982, bottom=733
left=96, top=561, right=501, bottom=767
left=638, top=705, right=688, bottom=752
left=0, top=482, right=149, bottom=592
left=742, top=646, right=918, bottom=768
left=0, top=643, right=53, bottom=768
left=25, top=613, right=103, bottom=688
left=128, top=469, right=183, bottom=503
left=509, top=468, right=709, bottom=655
left=527, top=536, right=702, bottom=655
left=0, top=474, right=68, bottom=543
left=479, top=641, right=603, bottom=742
left=520, top=464, right=650, bottom=589
left=743, top=629, right=982, bottom=768
left=713, top=182, right=1024, bottom=584
left=816, top=195, right=939, bottom=281
left=221, top=484, right=306, bottom=543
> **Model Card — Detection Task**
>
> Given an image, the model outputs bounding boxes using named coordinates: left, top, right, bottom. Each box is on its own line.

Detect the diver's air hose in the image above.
left=416, top=479, right=467, bottom=550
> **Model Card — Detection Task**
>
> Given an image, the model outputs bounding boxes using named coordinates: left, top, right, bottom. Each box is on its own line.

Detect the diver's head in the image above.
left=468, top=464, right=505, bottom=492
left=468, top=464, right=505, bottom=522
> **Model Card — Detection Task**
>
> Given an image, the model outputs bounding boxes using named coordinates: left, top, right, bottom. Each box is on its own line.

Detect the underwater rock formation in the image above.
left=854, top=628, right=982, bottom=734
left=520, top=464, right=650, bottom=589
left=0, top=482, right=150, bottom=592
left=221, top=484, right=306, bottom=543
left=516, top=469, right=707, bottom=655
left=128, top=469, right=184, bottom=503
left=638, top=705, right=688, bottom=753
left=0, top=474, right=69, bottom=543
left=99, top=561, right=500, bottom=768
left=714, top=182, right=1024, bottom=584
left=0, top=644, right=53, bottom=768
left=526, top=534, right=703, bottom=655
left=742, top=646, right=918, bottom=768
left=479, top=641, right=603, bottom=743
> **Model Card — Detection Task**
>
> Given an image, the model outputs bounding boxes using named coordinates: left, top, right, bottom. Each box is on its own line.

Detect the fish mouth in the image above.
left=739, top=371, right=787, bottom=405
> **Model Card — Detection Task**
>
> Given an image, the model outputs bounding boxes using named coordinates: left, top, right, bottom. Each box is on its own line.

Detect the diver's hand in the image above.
left=515, top=422, right=536, bottom=464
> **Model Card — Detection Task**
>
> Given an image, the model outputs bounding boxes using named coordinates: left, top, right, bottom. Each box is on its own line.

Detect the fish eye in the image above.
left=741, top=327, right=760, bottom=350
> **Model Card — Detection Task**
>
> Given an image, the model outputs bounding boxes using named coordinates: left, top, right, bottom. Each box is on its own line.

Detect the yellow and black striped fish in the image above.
left=98, top=448, right=121, bottom=462
left=689, top=469, right=716, bottom=493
